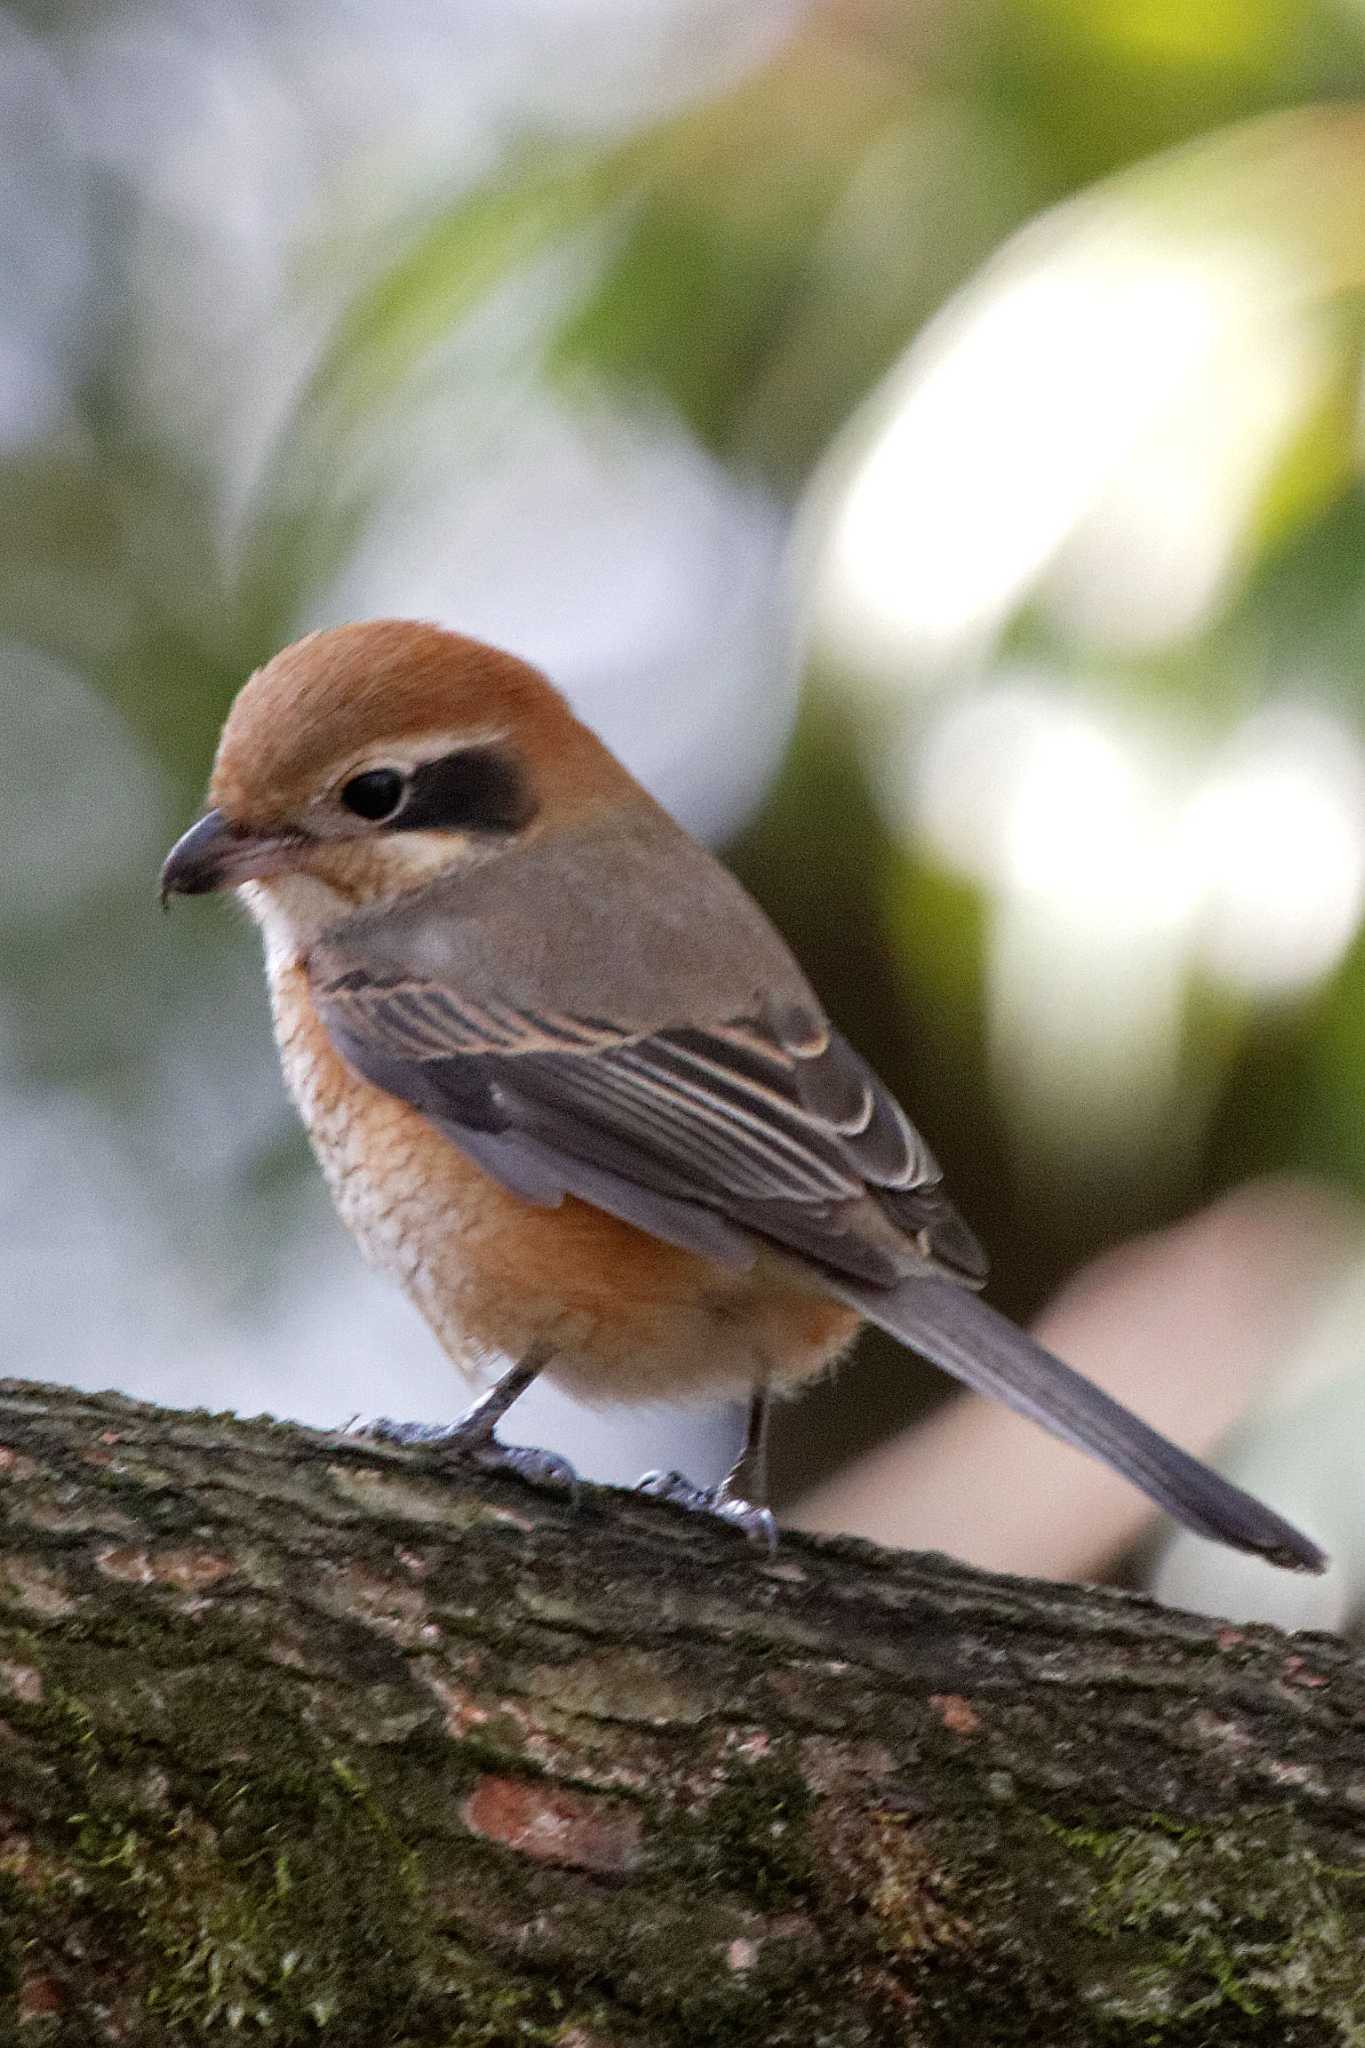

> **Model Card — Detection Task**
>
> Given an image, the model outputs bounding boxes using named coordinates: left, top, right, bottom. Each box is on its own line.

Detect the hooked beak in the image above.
left=159, top=809, right=309, bottom=905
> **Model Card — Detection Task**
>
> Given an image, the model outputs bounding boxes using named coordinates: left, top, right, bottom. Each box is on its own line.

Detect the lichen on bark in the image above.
left=0, top=1378, right=1361, bottom=2044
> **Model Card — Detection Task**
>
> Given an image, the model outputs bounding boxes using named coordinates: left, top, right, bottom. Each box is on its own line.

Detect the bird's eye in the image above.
left=340, top=767, right=406, bottom=821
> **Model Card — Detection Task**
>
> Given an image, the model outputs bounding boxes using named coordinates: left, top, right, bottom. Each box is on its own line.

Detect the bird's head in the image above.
left=160, top=619, right=627, bottom=939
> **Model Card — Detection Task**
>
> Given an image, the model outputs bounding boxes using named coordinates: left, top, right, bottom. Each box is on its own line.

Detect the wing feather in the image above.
left=317, top=967, right=986, bottom=1288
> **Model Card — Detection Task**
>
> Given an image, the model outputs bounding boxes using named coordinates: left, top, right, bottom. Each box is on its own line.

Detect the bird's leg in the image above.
left=345, top=1346, right=578, bottom=1492
left=709, top=1384, right=778, bottom=1552
left=635, top=1385, right=778, bottom=1553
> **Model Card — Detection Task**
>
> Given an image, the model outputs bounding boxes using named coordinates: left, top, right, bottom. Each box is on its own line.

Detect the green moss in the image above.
left=658, top=1753, right=818, bottom=1910
left=51, top=1699, right=440, bottom=2037
left=0, top=1672, right=474, bottom=2043
left=2, top=1410, right=1362, bottom=2047
left=0, top=1662, right=857, bottom=2047
left=1020, top=1809, right=1365, bottom=2043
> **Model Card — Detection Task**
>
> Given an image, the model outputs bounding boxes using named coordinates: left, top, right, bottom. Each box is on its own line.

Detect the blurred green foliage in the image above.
left=11, top=0, right=1365, bottom=1514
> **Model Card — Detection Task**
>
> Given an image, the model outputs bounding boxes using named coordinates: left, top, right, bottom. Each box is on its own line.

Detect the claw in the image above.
left=634, top=1468, right=712, bottom=1512
left=633, top=1469, right=780, bottom=1551
left=346, top=1415, right=468, bottom=1447
left=711, top=1496, right=779, bottom=1555
left=479, top=1442, right=580, bottom=1496
left=344, top=1415, right=579, bottom=1497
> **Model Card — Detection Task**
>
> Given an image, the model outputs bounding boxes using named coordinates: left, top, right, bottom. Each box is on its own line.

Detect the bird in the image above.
left=160, top=618, right=1324, bottom=1571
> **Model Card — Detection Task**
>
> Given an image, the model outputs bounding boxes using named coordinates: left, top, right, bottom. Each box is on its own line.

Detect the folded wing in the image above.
left=316, top=966, right=986, bottom=1288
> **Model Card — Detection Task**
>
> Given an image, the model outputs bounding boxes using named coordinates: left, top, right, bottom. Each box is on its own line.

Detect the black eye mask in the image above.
left=377, top=747, right=536, bottom=835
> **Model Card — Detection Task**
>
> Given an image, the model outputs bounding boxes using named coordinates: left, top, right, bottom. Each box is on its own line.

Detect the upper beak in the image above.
left=159, top=808, right=308, bottom=905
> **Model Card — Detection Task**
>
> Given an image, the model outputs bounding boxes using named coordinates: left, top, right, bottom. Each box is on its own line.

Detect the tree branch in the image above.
left=0, top=1378, right=1360, bottom=2043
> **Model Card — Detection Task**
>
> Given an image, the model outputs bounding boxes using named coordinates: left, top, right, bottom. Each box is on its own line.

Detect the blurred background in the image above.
left=8, top=0, right=1365, bottom=1631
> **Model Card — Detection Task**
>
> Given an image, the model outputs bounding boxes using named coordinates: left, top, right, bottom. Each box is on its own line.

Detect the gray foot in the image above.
left=634, top=1469, right=779, bottom=1552
left=346, top=1415, right=468, bottom=1447
left=634, top=1468, right=712, bottom=1512
left=482, top=1442, right=580, bottom=1494
left=345, top=1415, right=579, bottom=1495
left=712, top=1494, right=779, bottom=1555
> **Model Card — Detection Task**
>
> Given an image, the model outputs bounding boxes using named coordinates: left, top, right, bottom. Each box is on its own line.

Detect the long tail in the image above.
left=829, top=1271, right=1325, bottom=1573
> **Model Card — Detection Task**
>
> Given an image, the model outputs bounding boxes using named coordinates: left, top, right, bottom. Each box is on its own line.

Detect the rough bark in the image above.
left=0, top=1379, right=1361, bottom=2045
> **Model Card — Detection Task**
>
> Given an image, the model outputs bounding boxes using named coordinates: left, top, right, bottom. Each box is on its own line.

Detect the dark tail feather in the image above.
left=832, top=1272, right=1325, bottom=1573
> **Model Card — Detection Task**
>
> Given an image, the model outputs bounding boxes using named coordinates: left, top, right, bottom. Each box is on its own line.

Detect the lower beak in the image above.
left=159, top=808, right=308, bottom=903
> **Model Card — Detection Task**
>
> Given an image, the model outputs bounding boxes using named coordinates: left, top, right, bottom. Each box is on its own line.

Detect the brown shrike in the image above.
left=161, top=619, right=1323, bottom=1569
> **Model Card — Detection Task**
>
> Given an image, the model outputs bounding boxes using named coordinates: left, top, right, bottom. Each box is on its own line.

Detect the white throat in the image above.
left=239, top=874, right=354, bottom=972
